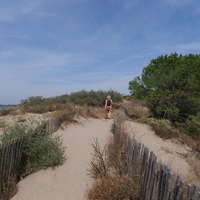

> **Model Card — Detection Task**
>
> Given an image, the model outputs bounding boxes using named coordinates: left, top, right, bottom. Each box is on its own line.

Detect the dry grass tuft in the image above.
left=75, top=105, right=105, bottom=119
left=0, top=179, right=18, bottom=200
left=189, top=137, right=200, bottom=153
left=87, top=138, right=109, bottom=179
left=122, top=103, right=152, bottom=119
left=185, top=155, right=200, bottom=182
left=0, top=108, right=15, bottom=116
left=106, top=134, right=129, bottom=175
left=86, top=175, right=140, bottom=200
left=151, top=124, right=180, bottom=139
left=21, top=103, right=74, bottom=114
left=86, top=120, right=140, bottom=200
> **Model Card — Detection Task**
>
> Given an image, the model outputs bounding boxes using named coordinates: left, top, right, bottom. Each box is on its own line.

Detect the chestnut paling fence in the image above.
left=114, top=114, right=200, bottom=200
left=0, top=112, right=74, bottom=195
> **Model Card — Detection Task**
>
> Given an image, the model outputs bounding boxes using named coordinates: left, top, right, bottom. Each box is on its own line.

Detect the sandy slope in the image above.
left=0, top=113, right=48, bottom=136
left=126, top=121, right=196, bottom=181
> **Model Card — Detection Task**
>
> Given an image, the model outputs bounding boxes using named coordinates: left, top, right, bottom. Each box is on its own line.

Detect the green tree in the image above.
left=129, top=53, right=200, bottom=127
left=21, top=96, right=44, bottom=107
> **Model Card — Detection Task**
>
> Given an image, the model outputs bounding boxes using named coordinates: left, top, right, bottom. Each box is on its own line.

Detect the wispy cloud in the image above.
left=0, top=0, right=199, bottom=104
left=176, top=42, right=200, bottom=53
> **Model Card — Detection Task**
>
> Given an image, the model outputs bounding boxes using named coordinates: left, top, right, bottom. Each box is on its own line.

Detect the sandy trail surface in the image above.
left=11, top=118, right=113, bottom=200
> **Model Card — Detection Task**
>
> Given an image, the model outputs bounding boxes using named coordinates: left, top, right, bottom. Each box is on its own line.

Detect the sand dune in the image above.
left=4, top=116, right=198, bottom=200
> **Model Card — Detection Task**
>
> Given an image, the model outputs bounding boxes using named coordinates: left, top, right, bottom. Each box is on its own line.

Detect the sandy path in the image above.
left=11, top=118, right=113, bottom=200
left=10, top=117, right=199, bottom=200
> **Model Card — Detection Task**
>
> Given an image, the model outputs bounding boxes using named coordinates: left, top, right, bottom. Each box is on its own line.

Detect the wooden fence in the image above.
left=0, top=112, right=74, bottom=195
left=114, top=114, right=200, bottom=200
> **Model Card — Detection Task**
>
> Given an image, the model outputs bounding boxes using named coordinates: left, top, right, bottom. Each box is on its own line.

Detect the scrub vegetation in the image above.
left=86, top=121, right=140, bottom=200
left=19, top=89, right=123, bottom=113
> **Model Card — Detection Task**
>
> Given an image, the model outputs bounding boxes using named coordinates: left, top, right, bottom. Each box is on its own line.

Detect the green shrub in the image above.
left=0, top=121, right=6, bottom=129
left=0, top=120, right=66, bottom=176
left=176, top=114, right=200, bottom=136
left=0, top=108, right=14, bottom=116
left=23, top=134, right=65, bottom=174
left=136, top=117, right=181, bottom=139
left=0, top=122, right=36, bottom=143
left=20, top=89, right=123, bottom=109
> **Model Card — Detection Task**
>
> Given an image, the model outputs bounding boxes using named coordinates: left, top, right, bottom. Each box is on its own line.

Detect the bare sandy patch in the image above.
left=0, top=113, right=50, bottom=136
left=126, top=121, right=199, bottom=182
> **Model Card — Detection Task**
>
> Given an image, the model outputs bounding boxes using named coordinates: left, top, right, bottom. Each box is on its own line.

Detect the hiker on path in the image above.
left=105, top=95, right=113, bottom=119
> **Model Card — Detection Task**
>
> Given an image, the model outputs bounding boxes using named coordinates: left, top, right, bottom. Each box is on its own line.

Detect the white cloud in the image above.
left=176, top=42, right=200, bottom=53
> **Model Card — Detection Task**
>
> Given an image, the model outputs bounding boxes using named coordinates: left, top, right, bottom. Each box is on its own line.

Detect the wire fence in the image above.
left=114, top=114, right=200, bottom=200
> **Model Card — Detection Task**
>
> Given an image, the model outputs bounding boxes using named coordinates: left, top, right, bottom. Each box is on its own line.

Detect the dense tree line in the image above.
left=20, top=89, right=123, bottom=107
left=129, top=53, right=200, bottom=135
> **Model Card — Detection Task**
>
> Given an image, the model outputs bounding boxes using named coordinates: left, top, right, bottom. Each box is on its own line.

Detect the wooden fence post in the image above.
left=148, top=153, right=157, bottom=200
left=140, top=147, right=149, bottom=199
left=157, top=162, right=164, bottom=200
left=187, top=184, right=200, bottom=200
left=172, top=176, right=184, bottom=200
left=164, top=169, right=173, bottom=200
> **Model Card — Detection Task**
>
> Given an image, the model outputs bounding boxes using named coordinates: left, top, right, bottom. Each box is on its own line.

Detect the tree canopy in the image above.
left=129, top=53, right=200, bottom=130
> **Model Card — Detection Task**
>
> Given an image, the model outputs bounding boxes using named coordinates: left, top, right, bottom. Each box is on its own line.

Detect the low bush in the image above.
left=0, top=121, right=6, bottom=129
left=151, top=124, right=180, bottom=139
left=0, top=121, right=66, bottom=175
left=126, top=105, right=152, bottom=118
left=136, top=117, right=180, bottom=139
left=23, top=134, right=65, bottom=175
left=176, top=114, right=200, bottom=136
left=20, top=102, right=72, bottom=114
left=0, top=108, right=14, bottom=116
left=0, top=122, right=37, bottom=143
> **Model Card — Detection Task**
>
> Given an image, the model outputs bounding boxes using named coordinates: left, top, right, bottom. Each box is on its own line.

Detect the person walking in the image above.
left=105, top=95, right=113, bottom=119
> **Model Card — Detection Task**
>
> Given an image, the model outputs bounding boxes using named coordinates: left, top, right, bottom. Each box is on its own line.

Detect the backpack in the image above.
left=107, top=99, right=111, bottom=106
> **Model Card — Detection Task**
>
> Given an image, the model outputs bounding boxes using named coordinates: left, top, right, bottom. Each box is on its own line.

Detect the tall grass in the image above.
left=86, top=120, right=140, bottom=200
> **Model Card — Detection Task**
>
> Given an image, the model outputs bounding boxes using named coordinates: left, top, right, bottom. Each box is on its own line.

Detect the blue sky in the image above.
left=0, top=0, right=200, bottom=104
